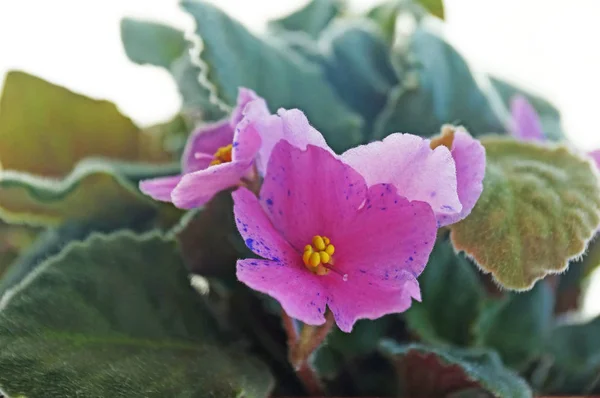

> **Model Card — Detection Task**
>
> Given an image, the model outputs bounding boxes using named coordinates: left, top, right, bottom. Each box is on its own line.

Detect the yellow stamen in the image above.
left=210, top=144, right=233, bottom=166
left=430, top=125, right=457, bottom=150
left=303, top=234, right=336, bottom=276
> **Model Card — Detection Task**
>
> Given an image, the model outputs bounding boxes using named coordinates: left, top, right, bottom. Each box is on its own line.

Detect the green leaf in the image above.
left=0, top=222, right=39, bottom=279
left=121, top=18, right=187, bottom=69
left=0, top=159, right=174, bottom=227
left=405, top=238, right=484, bottom=346
left=450, top=137, right=600, bottom=290
left=319, top=21, right=398, bottom=133
left=540, top=316, right=600, bottom=394
left=380, top=341, right=532, bottom=397
left=474, top=282, right=554, bottom=370
left=417, top=0, right=444, bottom=19
left=373, top=27, right=507, bottom=139
left=490, top=76, right=565, bottom=141
left=180, top=0, right=363, bottom=152
left=0, top=231, right=274, bottom=398
left=0, top=71, right=170, bottom=177
left=269, top=0, right=344, bottom=39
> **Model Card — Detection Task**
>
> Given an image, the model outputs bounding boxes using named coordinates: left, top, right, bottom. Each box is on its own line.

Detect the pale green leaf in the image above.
left=269, top=0, right=344, bottom=39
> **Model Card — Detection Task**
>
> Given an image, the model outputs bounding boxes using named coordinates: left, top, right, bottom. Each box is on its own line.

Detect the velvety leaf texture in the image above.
left=0, top=160, right=171, bottom=227
left=0, top=71, right=169, bottom=177
left=268, top=0, right=343, bottom=38
left=451, top=137, right=600, bottom=290
left=405, top=238, right=484, bottom=346
left=0, top=231, right=273, bottom=398
left=180, top=0, right=363, bottom=152
left=475, top=281, right=554, bottom=369
left=373, top=27, right=507, bottom=139
left=380, top=341, right=532, bottom=398
left=120, top=18, right=187, bottom=69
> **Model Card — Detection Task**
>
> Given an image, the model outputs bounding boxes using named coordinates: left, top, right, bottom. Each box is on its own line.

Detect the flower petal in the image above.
left=253, top=108, right=330, bottom=175
left=232, top=96, right=270, bottom=162
left=237, top=259, right=327, bottom=326
left=232, top=187, right=297, bottom=262
left=341, top=133, right=462, bottom=217
left=510, top=95, right=545, bottom=141
left=171, top=160, right=251, bottom=209
left=328, top=271, right=420, bottom=332
left=138, top=175, right=182, bottom=202
left=437, top=129, right=486, bottom=226
left=182, top=120, right=234, bottom=173
left=230, top=87, right=262, bottom=127
left=260, top=141, right=367, bottom=252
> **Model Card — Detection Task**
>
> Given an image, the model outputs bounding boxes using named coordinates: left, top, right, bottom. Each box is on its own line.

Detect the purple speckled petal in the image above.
left=341, top=133, right=462, bottom=218
left=436, top=129, right=486, bottom=227
left=510, top=95, right=545, bottom=142
left=171, top=160, right=252, bottom=209
left=139, top=175, right=182, bottom=202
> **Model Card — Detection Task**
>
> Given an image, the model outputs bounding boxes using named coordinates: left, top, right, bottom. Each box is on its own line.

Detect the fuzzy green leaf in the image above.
left=269, top=0, right=344, bottom=39
left=373, top=27, right=507, bottom=139
left=475, top=282, right=554, bottom=369
left=180, top=0, right=363, bottom=152
left=0, top=71, right=170, bottom=177
left=319, top=21, right=398, bottom=133
left=451, top=137, right=600, bottom=290
left=0, top=231, right=273, bottom=398
left=405, top=238, right=484, bottom=346
left=0, top=222, right=39, bottom=279
left=121, top=18, right=187, bottom=69
left=0, top=159, right=175, bottom=227
left=380, top=341, right=532, bottom=398
left=417, top=0, right=445, bottom=19
left=491, top=76, right=565, bottom=141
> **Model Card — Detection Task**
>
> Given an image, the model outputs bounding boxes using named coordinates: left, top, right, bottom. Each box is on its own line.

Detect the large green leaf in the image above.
left=491, top=76, right=565, bottom=141
left=380, top=341, right=532, bottom=397
left=405, top=238, right=484, bottom=346
left=0, top=222, right=39, bottom=279
left=120, top=18, right=187, bottom=69
left=0, top=159, right=175, bottom=227
left=373, top=27, right=507, bottom=139
left=268, top=0, right=344, bottom=39
left=474, top=282, right=554, bottom=370
left=0, top=71, right=170, bottom=177
left=319, top=21, right=398, bottom=133
left=0, top=231, right=274, bottom=398
left=180, top=0, right=363, bottom=152
left=540, top=316, right=600, bottom=394
left=451, top=137, right=600, bottom=290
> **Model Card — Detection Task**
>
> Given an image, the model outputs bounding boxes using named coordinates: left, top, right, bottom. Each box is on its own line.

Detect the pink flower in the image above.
left=341, top=127, right=486, bottom=227
left=233, top=140, right=439, bottom=332
left=139, top=88, right=270, bottom=209
left=510, top=95, right=600, bottom=169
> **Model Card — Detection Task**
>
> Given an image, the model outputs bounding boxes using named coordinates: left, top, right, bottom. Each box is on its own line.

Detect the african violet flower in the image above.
left=510, top=95, right=600, bottom=168
left=233, top=140, right=438, bottom=332
left=341, top=126, right=486, bottom=227
left=139, top=88, right=269, bottom=209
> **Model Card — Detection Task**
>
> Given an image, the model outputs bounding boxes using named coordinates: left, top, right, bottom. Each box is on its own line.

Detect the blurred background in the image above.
left=1, top=0, right=600, bottom=312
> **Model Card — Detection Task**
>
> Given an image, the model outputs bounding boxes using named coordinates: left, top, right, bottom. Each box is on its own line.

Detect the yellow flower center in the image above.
left=302, top=235, right=336, bottom=276
left=210, top=144, right=233, bottom=166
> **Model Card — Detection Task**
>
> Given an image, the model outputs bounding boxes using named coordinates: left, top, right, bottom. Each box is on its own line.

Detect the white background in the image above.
left=1, top=0, right=600, bottom=313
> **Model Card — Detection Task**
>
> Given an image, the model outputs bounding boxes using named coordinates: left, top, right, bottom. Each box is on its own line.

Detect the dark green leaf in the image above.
left=373, top=27, right=507, bottom=139
left=380, top=341, right=532, bottom=398
left=475, top=282, right=554, bottom=369
left=405, top=239, right=484, bottom=346
left=450, top=137, right=600, bottom=290
left=180, top=0, right=363, bottom=152
left=269, top=0, right=344, bottom=39
left=120, top=18, right=187, bottom=69
left=0, top=231, right=273, bottom=397
left=319, top=21, right=398, bottom=133
left=0, top=159, right=175, bottom=227
left=0, top=222, right=39, bottom=279
left=490, top=76, right=565, bottom=141
left=542, top=316, right=600, bottom=394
